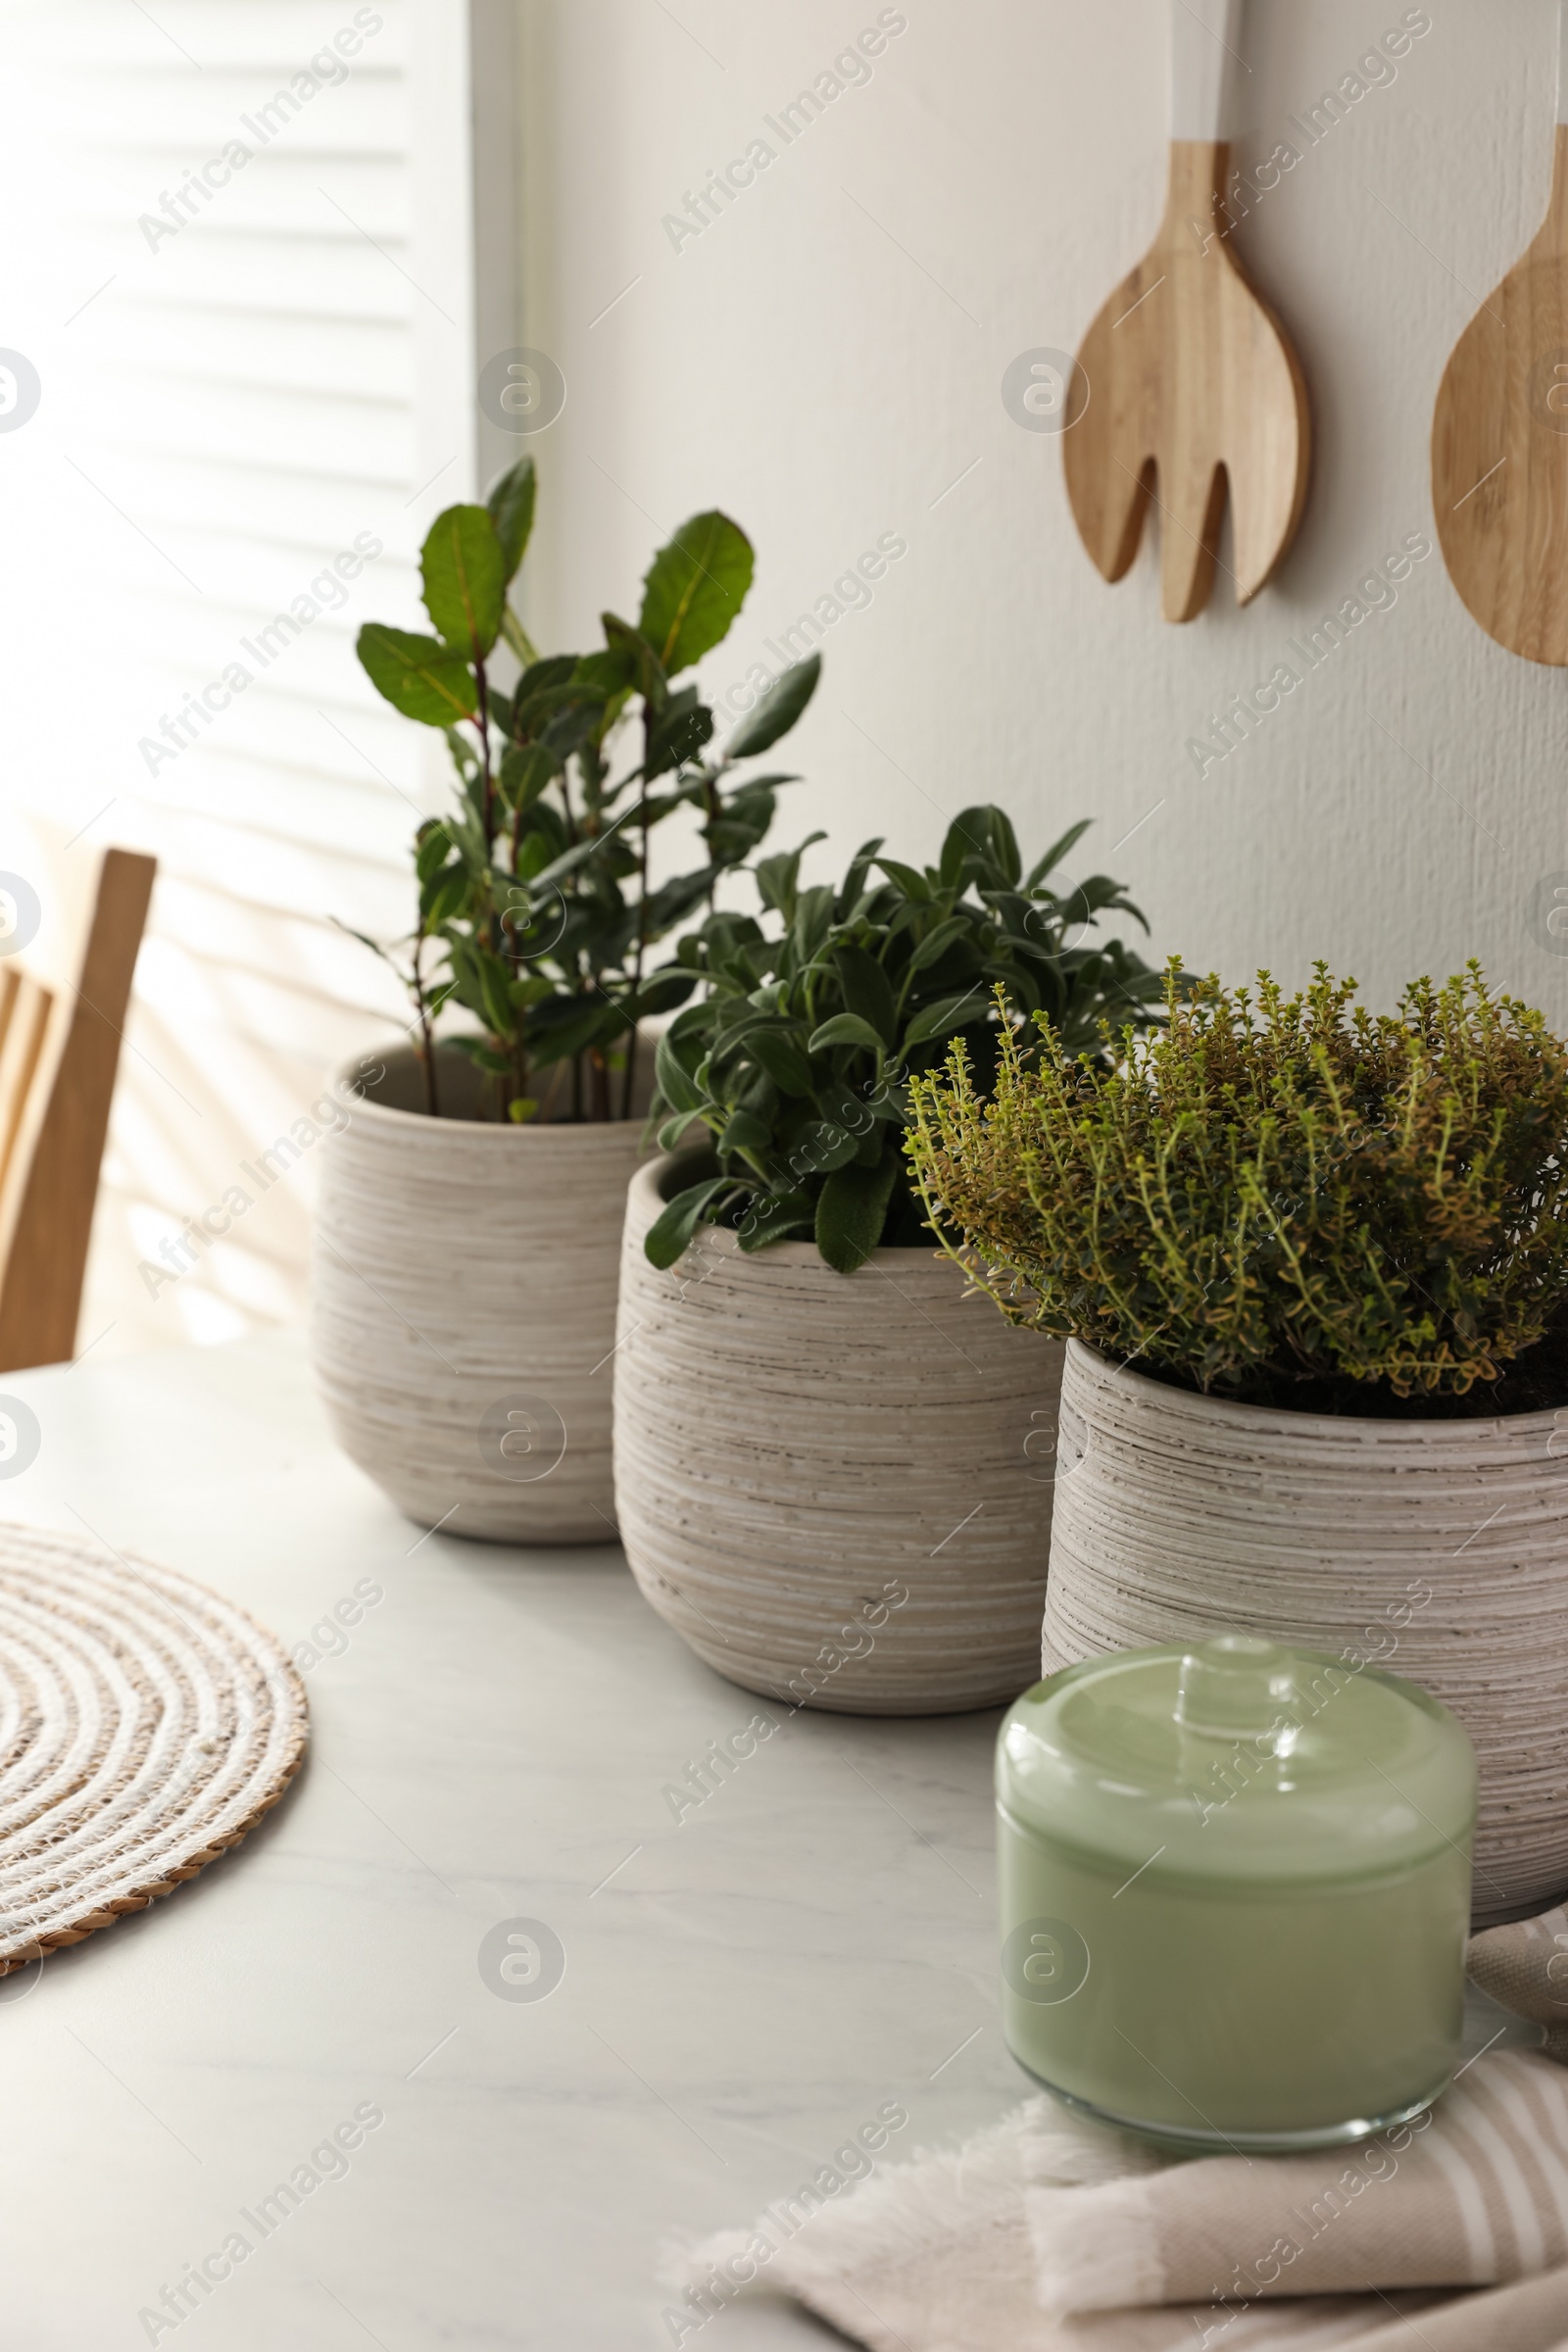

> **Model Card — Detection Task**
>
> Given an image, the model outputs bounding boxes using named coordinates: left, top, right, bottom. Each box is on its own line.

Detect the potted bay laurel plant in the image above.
left=612, top=806, right=1162, bottom=1711
left=907, top=960, right=1568, bottom=1918
left=312, top=458, right=818, bottom=1543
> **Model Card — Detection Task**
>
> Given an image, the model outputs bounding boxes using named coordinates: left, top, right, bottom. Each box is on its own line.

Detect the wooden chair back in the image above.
left=0, top=845, right=157, bottom=1370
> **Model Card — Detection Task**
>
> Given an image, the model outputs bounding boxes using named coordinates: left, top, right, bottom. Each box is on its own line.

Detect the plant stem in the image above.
left=474, top=658, right=494, bottom=887
left=619, top=707, right=654, bottom=1122
left=472, top=655, right=506, bottom=1124
left=620, top=1026, right=638, bottom=1121
left=414, top=936, right=440, bottom=1119
left=702, top=758, right=724, bottom=914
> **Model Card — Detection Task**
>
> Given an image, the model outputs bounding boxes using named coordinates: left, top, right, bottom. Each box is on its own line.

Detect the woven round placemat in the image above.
left=0, top=1524, right=308, bottom=1975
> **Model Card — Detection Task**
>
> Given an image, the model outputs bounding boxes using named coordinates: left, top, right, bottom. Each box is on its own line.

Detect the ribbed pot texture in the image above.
left=311, top=1045, right=647, bottom=1544
left=1045, top=1338, right=1568, bottom=1925
left=613, top=1153, right=1065, bottom=1714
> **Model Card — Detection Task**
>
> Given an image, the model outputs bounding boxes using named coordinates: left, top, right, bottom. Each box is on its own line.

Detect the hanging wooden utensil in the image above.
left=1063, top=0, right=1311, bottom=622
left=1432, top=1, right=1568, bottom=664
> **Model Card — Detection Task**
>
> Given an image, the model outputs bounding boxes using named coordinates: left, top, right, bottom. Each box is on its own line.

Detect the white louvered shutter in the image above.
left=0, top=0, right=494, bottom=1353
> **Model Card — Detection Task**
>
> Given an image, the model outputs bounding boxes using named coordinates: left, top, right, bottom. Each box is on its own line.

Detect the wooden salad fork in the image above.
left=1432, top=0, right=1568, bottom=664
left=1063, top=0, right=1311, bottom=621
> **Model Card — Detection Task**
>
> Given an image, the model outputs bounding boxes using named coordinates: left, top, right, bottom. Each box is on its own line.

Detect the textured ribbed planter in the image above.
left=1045, top=1338, right=1568, bottom=1924
left=311, top=1044, right=648, bottom=1544
left=612, top=1153, right=1065, bottom=1714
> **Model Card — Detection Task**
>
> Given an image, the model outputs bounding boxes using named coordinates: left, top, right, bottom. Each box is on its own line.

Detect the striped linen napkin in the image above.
left=1468, top=1906, right=1568, bottom=2066
left=671, top=1908, right=1568, bottom=2351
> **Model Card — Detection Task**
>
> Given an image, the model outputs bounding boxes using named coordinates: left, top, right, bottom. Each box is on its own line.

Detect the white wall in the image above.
left=520, top=0, right=1568, bottom=1026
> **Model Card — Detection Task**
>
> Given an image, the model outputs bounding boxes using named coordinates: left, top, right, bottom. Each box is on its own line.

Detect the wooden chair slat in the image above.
left=0, top=978, right=53, bottom=1198
left=0, top=848, right=157, bottom=1370
left=0, top=967, right=21, bottom=1058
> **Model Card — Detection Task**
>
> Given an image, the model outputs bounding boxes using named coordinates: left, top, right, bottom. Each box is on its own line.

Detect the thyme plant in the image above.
left=907, top=961, right=1568, bottom=1405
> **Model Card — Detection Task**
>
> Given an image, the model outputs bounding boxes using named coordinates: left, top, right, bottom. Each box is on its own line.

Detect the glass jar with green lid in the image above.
left=996, top=1635, right=1477, bottom=2151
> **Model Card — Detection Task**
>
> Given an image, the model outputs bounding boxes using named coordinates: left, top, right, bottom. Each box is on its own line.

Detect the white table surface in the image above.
left=0, top=1327, right=1027, bottom=2349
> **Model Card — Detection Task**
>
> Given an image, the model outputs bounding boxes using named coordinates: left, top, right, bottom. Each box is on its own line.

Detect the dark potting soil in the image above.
left=1138, top=1322, right=1568, bottom=1423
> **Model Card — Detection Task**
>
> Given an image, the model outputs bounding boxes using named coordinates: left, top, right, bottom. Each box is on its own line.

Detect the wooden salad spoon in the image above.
left=1432, top=0, right=1568, bottom=664
left=1063, top=0, right=1311, bottom=622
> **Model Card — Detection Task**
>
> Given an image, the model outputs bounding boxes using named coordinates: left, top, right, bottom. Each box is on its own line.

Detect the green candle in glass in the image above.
left=996, top=1635, right=1477, bottom=2151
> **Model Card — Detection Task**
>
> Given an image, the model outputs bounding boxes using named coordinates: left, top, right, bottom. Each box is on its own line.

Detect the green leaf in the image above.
left=485, top=457, right=537, bottom=583
left=656, top=1028, right=709, bottom=1116
left=717, top=1108, right=772, bottom=1157
left=832, top=943, right=898, bottom=1046
left=528, top=999, right=630, bottom=1066
left=946, top=804, right=1021, bottom=886
left=906, top=915, right=974, bottom=972
left=524, top=808, right=639, bottom=894
left=1050, top=872, right=1150, bottom=936
left=747, top=1026, right=814, bottom=1098
left=645, top=688, right=714, bottom=781
left=573, top=644, right=634, bottom=698
left=603, top=612, right=667, bottom=702
left=415, top=821, right=452, bottom=884
left=714, top=770, right=800, bottom=798
left=514, top=654, right=580, bottom=705
left=499, top=742, right=560, bottom=813
left=645, top=1177, right=732, bottom=1269
left=756, top=834, right=826, bottom=924
left=469, top=947, right=515, bottom=1036
left=791, top=884, right=837, bottom=967
left=629, top=967, right=696, bottom=1018
left=329, top=916, right=393, bottom=968
left=791, top=1118, right=861, bottom=1175
left=640, top=868, right=721, bottom=944
left=704, top=780, right=782, bottom=868
left=508, top=797, right=567, bottom=867
left=1026, top=817, right=1093, bottom=889
left=875, top=856, right=934, bottom=904
left=735, top=1190, right=814, bottom=1251
left=639, top=511, right=755, bottom=673
left=937, top=820, right=968, bottom=891
left=903, top=988, right=990, bottom=1048
left=419, top=505, right=506, bottom=659
left=808, top=1012, right=886, bottom=1056
left=835, top=837, right=885, bottom=921
left=814, top=1081, right=877, bottom=1137
left=420, top=866, right=466, bottom=928
left=724, top=653, right=821, bottom=759
left=358, top=624, right=478, bottom=725
left=508, top=1096, right=540, bottom=1123
left=666, top=991, right=728, bottom=1042
left=815, top=1154, right=900, bottom=1274
left=657, top=1111, right=700, bottom=1152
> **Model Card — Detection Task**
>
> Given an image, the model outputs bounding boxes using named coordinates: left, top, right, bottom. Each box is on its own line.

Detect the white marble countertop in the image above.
left=0, top=1328, right=1026, bottom=2348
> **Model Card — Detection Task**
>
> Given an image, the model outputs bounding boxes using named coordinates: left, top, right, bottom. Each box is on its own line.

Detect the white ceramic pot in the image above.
left=612, top=1153, right=1065, bottom=1714
left=311, top=1044, right=648, bottom=1544
left=1045, top=1338, right=1568, bottom=1924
